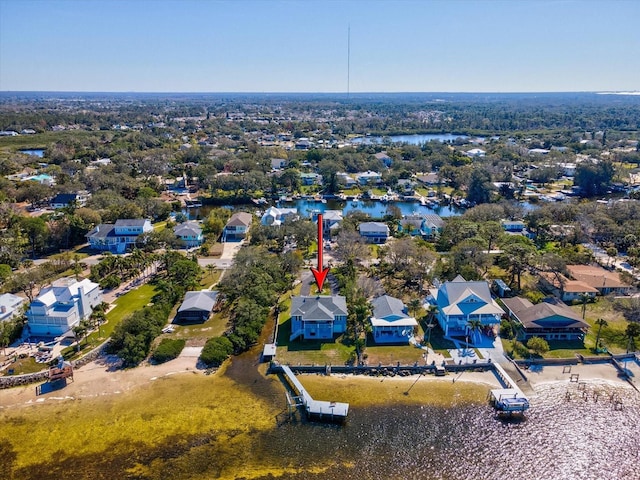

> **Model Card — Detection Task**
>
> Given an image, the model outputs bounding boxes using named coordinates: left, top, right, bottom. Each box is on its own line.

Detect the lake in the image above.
left=351, top=133, right=479, bottom=145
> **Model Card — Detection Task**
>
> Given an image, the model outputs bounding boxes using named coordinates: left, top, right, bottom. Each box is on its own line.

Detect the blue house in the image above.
left=399, top=214, right=444, bottom=240
left=370, top=295, right=417, bottom=344
left=86, top=219, right=153, bottom=253
left=426, top=275, right=504, bottom=340
left=290, top=295, right=348, bottom=341
left=223, top=212, right=252, bottom=241
left=173, top=221, right=203, bottom=248
left=359, top=222, right=389, bottom=244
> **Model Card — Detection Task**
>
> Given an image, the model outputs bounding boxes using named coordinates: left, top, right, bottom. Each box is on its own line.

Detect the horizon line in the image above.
left=2, top=90, right=639, bottom=95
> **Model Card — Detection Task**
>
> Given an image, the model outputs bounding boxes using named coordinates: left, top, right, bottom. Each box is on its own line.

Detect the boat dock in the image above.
left=276, top=364, right=349, bottom=422
left=489, top=363, right=530, bottom=414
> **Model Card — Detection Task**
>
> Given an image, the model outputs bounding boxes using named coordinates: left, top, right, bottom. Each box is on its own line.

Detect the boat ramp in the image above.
left=273, top=364, right=349, bottom=423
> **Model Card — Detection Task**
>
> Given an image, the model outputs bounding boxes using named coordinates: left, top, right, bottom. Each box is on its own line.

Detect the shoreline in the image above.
left=1, top=354, right=637, bottom=411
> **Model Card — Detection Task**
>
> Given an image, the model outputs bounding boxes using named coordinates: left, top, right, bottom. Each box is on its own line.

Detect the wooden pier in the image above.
left=489, top=363, right=530, bottom=414
left=276, top=364, right=349, bottom=423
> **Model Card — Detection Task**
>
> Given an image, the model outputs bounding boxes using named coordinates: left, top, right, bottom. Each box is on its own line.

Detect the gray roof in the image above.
left=371, top=295, right=407, bottom=320
left=174, top=222, right=202, bottom=237
left=226, top=212, right=253, bottom=227
left=86, top=224, right=116, bottom=239
left=178, top=291, right=219, bottom=313
left=291, top=295, right=347, bottom=321
left=359, top=222, right=389, bottom=234
left=502, top=296, right=589, bottom=330
left=441, top=275, right=494, bottom=305
left=115, top=219, right=148, bottom=227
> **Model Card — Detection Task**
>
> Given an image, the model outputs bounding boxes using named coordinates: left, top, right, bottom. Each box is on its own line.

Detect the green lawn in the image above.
left=1, top=356, right=47, bottom=376
left=62, top=284, right=157, bottom=359
left=571, top=298, right=630, bottom=354
left=171, top=310, right=229, bottom=344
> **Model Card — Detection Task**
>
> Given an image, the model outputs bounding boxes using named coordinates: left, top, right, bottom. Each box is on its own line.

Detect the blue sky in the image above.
left=1, top=0, right=638, bottom=92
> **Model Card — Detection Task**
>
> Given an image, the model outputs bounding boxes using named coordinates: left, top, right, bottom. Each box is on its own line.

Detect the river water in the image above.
left=209, top=343, right=640, bottom=480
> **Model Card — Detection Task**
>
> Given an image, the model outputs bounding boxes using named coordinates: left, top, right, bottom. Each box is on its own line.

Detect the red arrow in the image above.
left=311, top=213, right=329, bottom=292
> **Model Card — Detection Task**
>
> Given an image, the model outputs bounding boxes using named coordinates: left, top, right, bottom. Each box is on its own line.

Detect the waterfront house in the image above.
left=415, top=172, right=441, bottom=186
left=356, top=171, right=383, bottom=186
left=565, top=264, right=633, bottom=296
left=370, top=295, right=417, bottom=344
left=502, top=296, right=589, bottom=341
left=26, top=277, right=102, bottom=337
left=0, top=293, right=25, bottom=322
left=261, top=206, right=298, bottom=227
left=336, top=172, right=357, bottom=187
left=175, top=291, right=218, bottom=323
left=426, top=275, right=504, bottom=339
left=173, top=222, right=203, bottom=248
left=320, top=210, right=343, bottom=238
left=359, top=222, right=389, bottom=244
left=290, top=295, right=348, bottom=341
left=538, top=271, right=598, bottom=303
left=86, top=219, right=153, bottom=254
left=399, top=214, right=444, bottom=240
left=300, top=172, right=323, bottom=186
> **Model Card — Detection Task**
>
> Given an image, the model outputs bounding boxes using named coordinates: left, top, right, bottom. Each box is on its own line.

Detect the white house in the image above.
left=356, top=171, right=383, bottom=186
left=426, top=275, right=504, bottom=340
left=370, top=295, right=417, bottom=344
left=0, top=293, right=25, bottom=322
left=465, top=148, right=486, bottom=158
left=26, top=278, right=102, bottom=337
left=290, top=295, right=348, bottom=341
left=86, top=219, right=153, bottom=254
left=261, top=206, right=298, bottom=226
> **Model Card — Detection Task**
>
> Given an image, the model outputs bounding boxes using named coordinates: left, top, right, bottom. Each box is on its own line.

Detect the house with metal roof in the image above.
left=260, top=206, right=298, bottom=226
left=176, top=291, right=219, bottom=323
left=502, top=296, right=589, bottom=341
left=26, top=277, right=102, bottom=337
left=399, top=214, right=444, bottom=240
left=359, top=222, right=389, bottom=244
left=426, top=275, right=504, bottom=339
left=173, top=221, right=203, bottom=248
left=0, top=293, right=25, bottom=322
left=86, top=219, right=153, bottom=253
left=223, top=212, right=252, bottom=241
left=370, top=295, right=417, bottom=344
left=290, top=295, right=348, bottom=341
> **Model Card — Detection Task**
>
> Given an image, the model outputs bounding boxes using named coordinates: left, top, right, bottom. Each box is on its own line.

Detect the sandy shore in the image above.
left=1, top=355, right=637, bottom=411
left=0, top=353, right=202, bottom=410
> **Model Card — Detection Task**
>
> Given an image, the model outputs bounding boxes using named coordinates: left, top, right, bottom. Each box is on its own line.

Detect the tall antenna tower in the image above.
left=347, top=25, right=350, bottom=98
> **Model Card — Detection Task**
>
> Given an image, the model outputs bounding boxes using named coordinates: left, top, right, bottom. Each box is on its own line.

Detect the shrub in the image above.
left=200, top=336, right=234, bottom=367
left=151, top=338, right=186, bottom=364
left=527, top=336, right=550, bottom=356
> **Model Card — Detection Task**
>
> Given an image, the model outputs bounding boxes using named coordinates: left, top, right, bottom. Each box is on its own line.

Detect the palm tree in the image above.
left=578, top=293, right=591, bottom=319
left=594, top=318, right=608, bottom=351
left=466, top=318, right=483, bottom=347
left=407, top=298, right=421, bottom=319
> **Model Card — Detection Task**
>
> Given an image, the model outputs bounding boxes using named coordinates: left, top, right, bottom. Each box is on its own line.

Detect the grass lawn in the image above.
left=171, top=310, right=229, bottom=345
left=571, top=297, right=630, bottom=354
left=153, top=221, right=168, bottom=232
left=198, top=270, right=222, bottom=290
left=62, top=284, right=157, bottom=360
left=363, top=343, right=424, bottom=366
left=1, top=356, right=47, bottom=376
